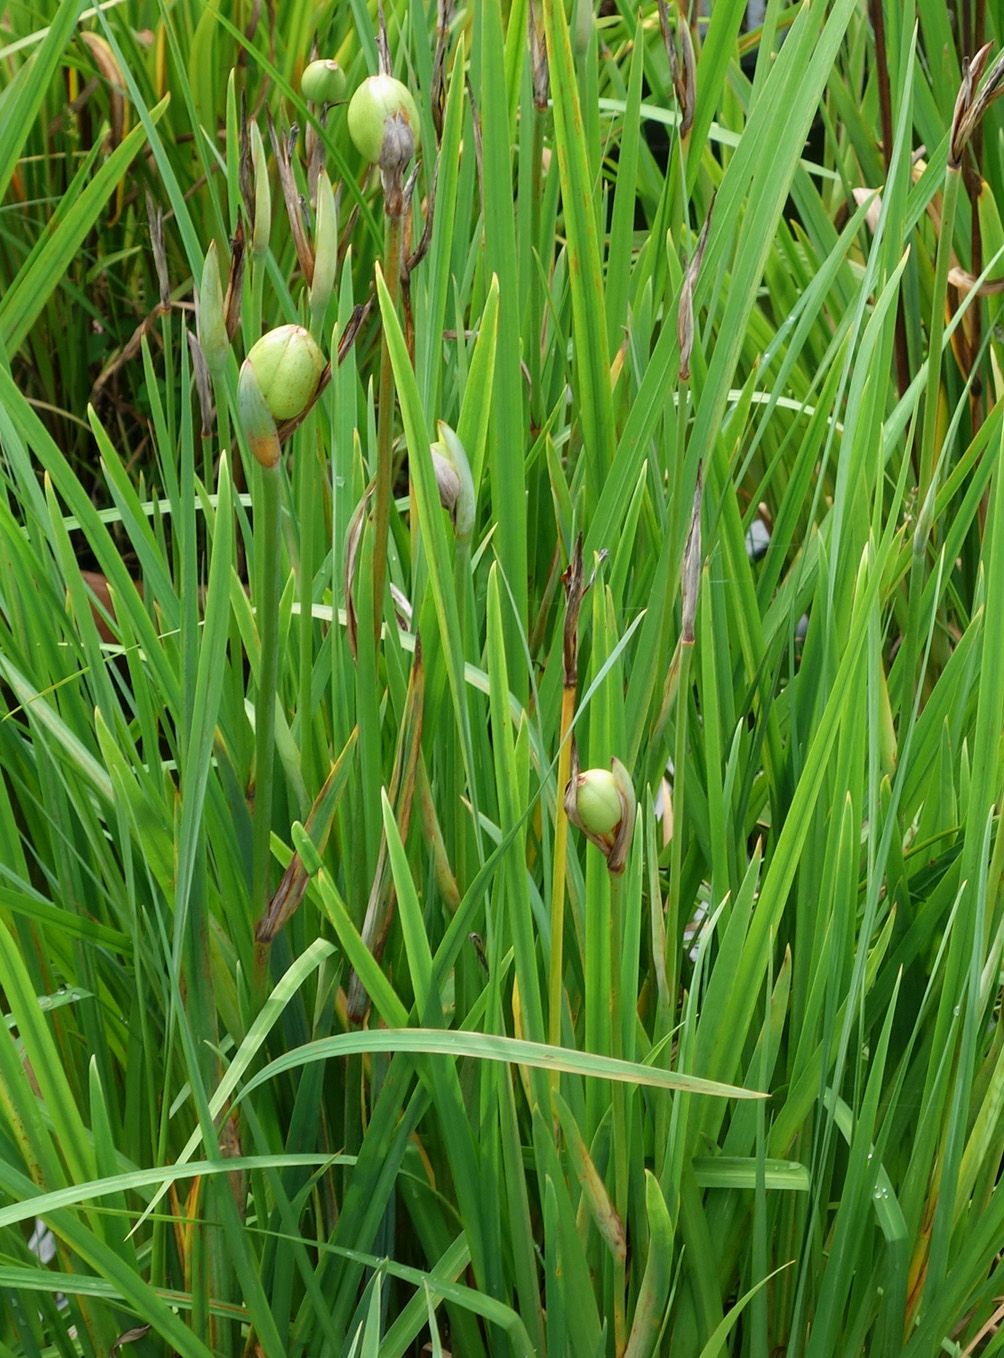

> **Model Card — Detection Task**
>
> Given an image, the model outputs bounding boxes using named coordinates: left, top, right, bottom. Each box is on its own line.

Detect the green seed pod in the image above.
left=565, top=755, right=636, bottom=874
left=301, top=58, right=346, bottom=105
left=245, top=324, right=324, bottom=423
left=347, top=73, right=420, bottom=167
left=198, top=240, right=229, bottom=378
left=573, top=768, right=622, bottom=837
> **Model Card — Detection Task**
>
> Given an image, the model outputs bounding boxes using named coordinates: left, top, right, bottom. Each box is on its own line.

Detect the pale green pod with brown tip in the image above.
left=237, top=358, right=280, bottom=470
left=244, top=324, right=324, bottom=423
left=301, top=58, right=346, bottom=105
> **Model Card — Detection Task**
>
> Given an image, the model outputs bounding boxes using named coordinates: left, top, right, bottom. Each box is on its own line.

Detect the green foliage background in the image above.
left=3, top=1, right=1004, bottom=1355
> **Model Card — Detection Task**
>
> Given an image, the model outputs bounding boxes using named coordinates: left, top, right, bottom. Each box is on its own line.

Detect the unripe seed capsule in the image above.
left=301, top=59, right=346, bottom=105
left=245, top=324, right=324, bottom=423
left=573, top=769, right=622, bottom=837
left=347, top=74, right=420, bottom=166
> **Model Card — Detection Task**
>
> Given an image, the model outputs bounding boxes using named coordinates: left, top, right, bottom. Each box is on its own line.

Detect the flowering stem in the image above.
left=609, top=866, right=629, bottom=1356
left=216, top=381, right=231, bottom=461
left=297, top=423, right=319, bottom=799
left=372, top=209, right=403, bottom=646
left=248, top=263, right=265, bottom=354
left=252, top=459, right=282, bottom=995
left=669, top=638, right=693, bottom=993
left=548, top=682, right=574, bottom=1066
left=528, top=105, right=546, bottom=431
left=452, top=532, right=472, bottom=889
left=918, top=165, right=961, bottom=514
left=899, top=164, right=961, bottom=719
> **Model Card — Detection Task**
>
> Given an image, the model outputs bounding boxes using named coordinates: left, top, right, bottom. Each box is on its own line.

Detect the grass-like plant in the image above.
left=4, top=1, right=1004, bottom=1355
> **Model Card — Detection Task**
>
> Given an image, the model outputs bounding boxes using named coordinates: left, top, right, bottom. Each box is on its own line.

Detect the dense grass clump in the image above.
left=4, top=1, right=1004, bottom=1355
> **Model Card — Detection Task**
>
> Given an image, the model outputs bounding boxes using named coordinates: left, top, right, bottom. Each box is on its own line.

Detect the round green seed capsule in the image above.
left=347, top=74, right=420, bottom=166
left=301, top=59, right=346, bottom=105
left=574, top=769, right=622, bottom=836
left=245, top=325, right=324, bottom=423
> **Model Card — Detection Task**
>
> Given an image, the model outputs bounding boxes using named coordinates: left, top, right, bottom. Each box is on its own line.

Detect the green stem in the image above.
left=215, top=382, right=231, bottom=470
left=528, top=106, right=546, bottom=432
left=669, top=640, right=693, bottom=1003
left=297, top=422, right=317, bottom=800
left=903, top=166, right=961, bottom=721
left=919, top=166, right=961, bottom=511
left=252, top=460, right=283, bottom=999
left=893, top=535, right=926, bottom=722
left=609, top=867, right=629, bottom=1356
left=247, top=259, right=265, bottom=351
left=356, top=519, right=384, bottom=875
left=372, top=209, right=403, bottom=647
left=453, top=535, right=471, bottom=892
left=548, top=685, right=575, bottom=1065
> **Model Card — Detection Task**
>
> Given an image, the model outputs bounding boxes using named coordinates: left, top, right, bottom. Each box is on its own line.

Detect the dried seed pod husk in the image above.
left=528, top=0, right=549, bottom=109
left=268, top=111, right=315, bottom=284
left=677, top=191, right=715, bottom=382
left=950, top=43, right=1004, bottom=169
left=680, top=461, right=703, bottom=645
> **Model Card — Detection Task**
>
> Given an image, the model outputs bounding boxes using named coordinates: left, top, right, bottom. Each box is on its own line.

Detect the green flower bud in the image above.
left=301, top=58, right=346, bottom=105
left=309, top=169, right=338, bottom=324
left=432, top=451, right=461, bottom=519
left=347, top=73, right=420, bottom=167
left=249, top=119, right=271, bottom=261
left=198, top=240, right=229, bottom=378
left=573, top=768, right=621, bottom=836
left=430, top=421, right=475, bottom=540
left=244, top=324, right=324, bottom=423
